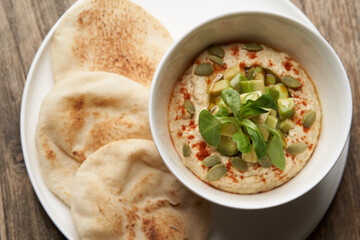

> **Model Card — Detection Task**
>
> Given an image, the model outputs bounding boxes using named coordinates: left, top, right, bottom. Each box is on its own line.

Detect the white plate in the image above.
left=20, top=0, right=348, bottom=239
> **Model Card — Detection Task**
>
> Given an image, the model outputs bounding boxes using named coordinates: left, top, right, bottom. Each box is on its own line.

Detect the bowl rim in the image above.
left=149, top=10, right=353, bottom=209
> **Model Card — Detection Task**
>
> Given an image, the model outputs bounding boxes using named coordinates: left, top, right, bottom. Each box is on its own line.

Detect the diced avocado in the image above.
left=271, top=83, right=289, bottom=99
left=279, top=118, right=295, bottom=133
left=266, top=115, right=278, bottom=129
left=224, top=64, right=240, bottom=80
left=218, top=136, right=239, bottom=156
left=269, top=109, right=277, bottom=117
left=254, top=72, right=265, bottom=81
left=240, top=80, right=265, bottom=94
left=210, top=79, right=230, bottom=95
left=265, top=73, right=276, bottom=86
left=242, top=147, right=257, bottom=162
left=220, top=123, right=238, bottom=137
left=240, top=91, right=262, bottom=105
left=278, top=98, right=295, bottom=120
left=229, top=73, right=244, bottom=93
left=265, top=86, right=280, bottom=102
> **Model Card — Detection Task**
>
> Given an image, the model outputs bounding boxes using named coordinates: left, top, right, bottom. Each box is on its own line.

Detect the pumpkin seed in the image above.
left=208, top=55, right=224, bottom=65
left=230, top=157, right=248, bottom=171
left=209, top=45, right=225, bottom=58
left=206, top=164, right=227, bottom=181
left=194, top=63, right=213, bottom=76
left=286, top=142, right=308, bottom=155
left=303, top=111, right=316, bottom=128
left=258, top=155, right=273, bottom=168
left=242, top=43, right=263, bottom=51
left=265, top=73, right=276, bottom=85
left=182, top=143, right=191, bottom=157
left=183, top=100, right=195, bottom=115
left=203, top=155, right=221, bottom=167
left=282, top=75, right=301, bottom=88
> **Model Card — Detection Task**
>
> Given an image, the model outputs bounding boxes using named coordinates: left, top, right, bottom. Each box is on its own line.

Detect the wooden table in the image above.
left=0, top=0, right=359, bottom=239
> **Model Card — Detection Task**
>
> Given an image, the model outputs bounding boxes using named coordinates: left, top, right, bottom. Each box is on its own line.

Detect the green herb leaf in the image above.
left=242, top=94, right=277, bottom=109
left=214, top=107, right=229, bottom=117
left=267, top=136, right=286, bottom=170
left=198, top=110, right=221, bottom=146
left=239, top=107, right=268, bottom=118
left=240, top=119, right=267, bottom=160
left=221, top=89, right=241, bottom=116
left=232, top=129, right=252, bottom=153
left=216, top=116, right=238, bottom=125
left=261, top=124, right=286, bottom=170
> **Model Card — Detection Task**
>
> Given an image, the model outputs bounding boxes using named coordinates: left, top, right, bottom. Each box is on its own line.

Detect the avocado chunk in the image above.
left=265, top=86, right=280, bottom=102
left=240, top=80, right=265, bottom=94
left=240, top=91, right=262, bottom=105
left=266, top=115, right=278, bottom=129
left=278, top=98, right=295, bottom=120
left=269, top=109, right=277, bottom=117
left=210, top=79, right=230, bottom=95
left=279, top=118, right=295, bottom=133
left=220, top=123, right=238, bottom=137
left=242, top=147, right=257, bottom=162
left=271, top=83, right=289, bottom=99
left=230, top=73, right=247, bottom=93
left=218, top=136, right=239, bottom=156
left=224, top=64, right=241, bottom=80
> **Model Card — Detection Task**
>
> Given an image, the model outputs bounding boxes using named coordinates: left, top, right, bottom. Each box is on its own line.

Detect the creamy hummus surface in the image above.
left=168, top=43, right=321, bottom=194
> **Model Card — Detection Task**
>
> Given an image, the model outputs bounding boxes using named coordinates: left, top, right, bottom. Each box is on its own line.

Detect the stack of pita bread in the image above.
left=35, top=0, right=211, bottom=239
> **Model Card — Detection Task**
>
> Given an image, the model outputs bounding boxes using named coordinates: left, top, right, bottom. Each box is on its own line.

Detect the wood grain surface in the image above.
left=0, top=0, right=358, bottom=239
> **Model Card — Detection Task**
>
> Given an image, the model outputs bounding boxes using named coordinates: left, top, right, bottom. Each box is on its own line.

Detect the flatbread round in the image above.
left=71, top=139, right=211, bottom=240
left=52, top=0, right=172, bottom=87
left=35, top=72, right=152, bottom=205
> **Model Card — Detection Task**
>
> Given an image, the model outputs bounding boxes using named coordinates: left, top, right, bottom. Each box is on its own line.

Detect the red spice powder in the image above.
left=192, top=141, right=211, bottom=161
left=187, top=135, right=195, bottom=140
left=188, top=120, right=197, bottom=129
left=261, top=176, right=267, bottom=184
left=181, top=125, right=186, bottom=131
left=240, top=176, right=244, bottom=180
left=268, top=60, right=273, bottom=67
left=282, top=60, right=292, bottom=71
left=293, top=68, right=299, bottom=75
left=239, top=62, right=246, bottom=68
left=309, top=144, right=314, bottom=150
left=177, top=131, right=183, bottom=137
left=180, top=87, right=191, bottom=100
left=303, top=126, right=310, bottom=133
left=231, top=46, right=239, bottom=57
left=247, top=51, right=257, bottom=59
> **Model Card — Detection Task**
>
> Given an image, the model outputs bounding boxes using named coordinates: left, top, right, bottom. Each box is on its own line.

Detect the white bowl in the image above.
left=149, top=11, right=352, bottom=209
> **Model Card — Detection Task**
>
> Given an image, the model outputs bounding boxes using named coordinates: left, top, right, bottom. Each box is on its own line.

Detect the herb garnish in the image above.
left=198, top=89, right=286, bottom=170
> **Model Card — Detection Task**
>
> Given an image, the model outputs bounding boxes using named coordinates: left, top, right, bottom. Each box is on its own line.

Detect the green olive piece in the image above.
left=286, top=142, right=308, bottom=155
left=194, top=63, right=213, bottom=76
left=209, top=45, right=225, bottom=58
left=303, top=111, right=316, bottom=128
left=207, top=56, right=224, bottom=65
left=203, top=155, right=221, bottom=167
left=230, top=157, right=248, bottom=171
left=182, top=143, right=191, bottom=157
left=282, top=75, right=301, bottom=88
left=242, top=43, right=263, bottom=51
left=206, top=164, right=227, bottom=181
left=183, top=100, right=195, bottom=115
left=258, top=155, right=273, bottom=168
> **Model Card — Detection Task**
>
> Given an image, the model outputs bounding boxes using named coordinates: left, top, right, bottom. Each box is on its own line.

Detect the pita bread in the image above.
left=35, top=72, right=152, bottom=205
left=51, top=0, right=172, bottom=87
left=71, top=139, right=211, bottom=240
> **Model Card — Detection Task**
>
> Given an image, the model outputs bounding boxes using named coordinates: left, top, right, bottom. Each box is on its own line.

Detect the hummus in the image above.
left=168, top=43, right=321, bottom=194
